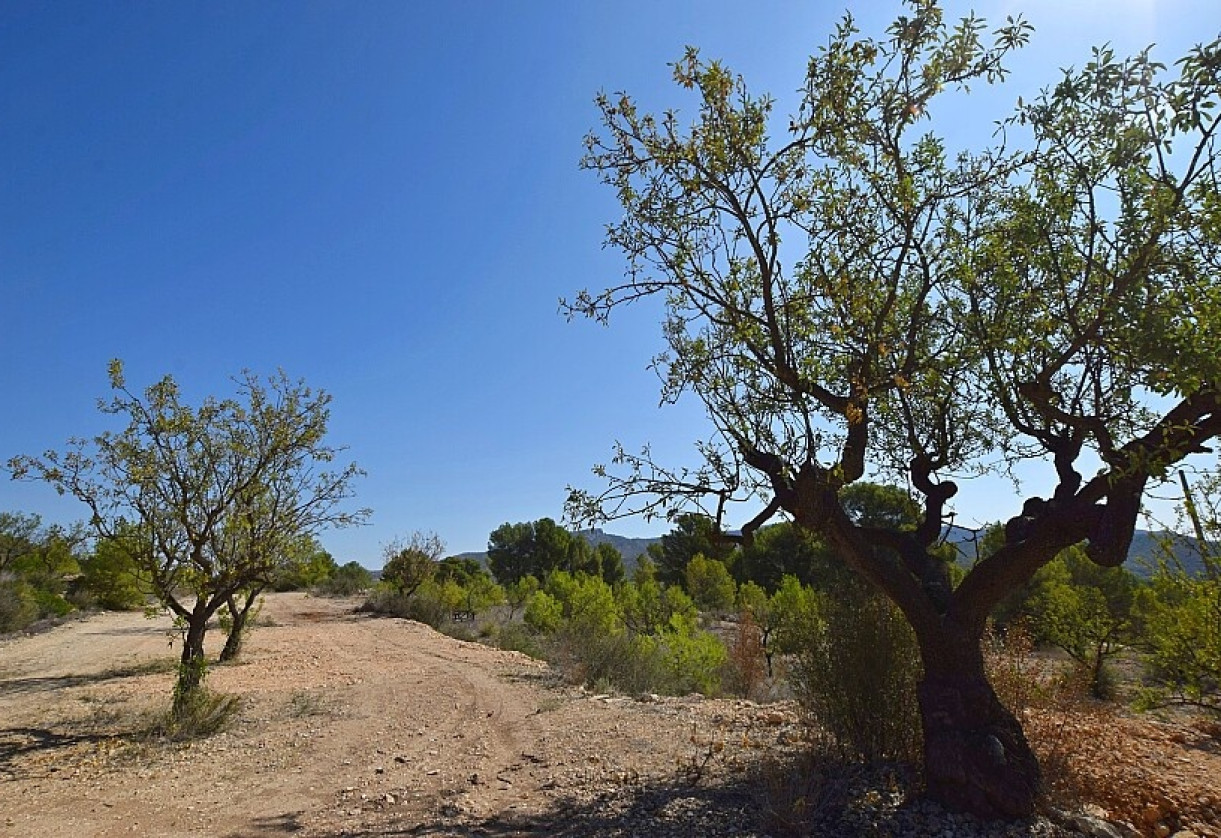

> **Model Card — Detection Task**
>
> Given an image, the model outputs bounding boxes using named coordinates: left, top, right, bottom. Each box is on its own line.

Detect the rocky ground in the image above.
left=0, top=593, right=1218, bottom=837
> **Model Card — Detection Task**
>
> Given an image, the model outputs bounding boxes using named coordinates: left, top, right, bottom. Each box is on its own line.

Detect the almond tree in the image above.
left=10, top=361, right=368, bottom=714
left=566, top=1, right=1221, bottom=817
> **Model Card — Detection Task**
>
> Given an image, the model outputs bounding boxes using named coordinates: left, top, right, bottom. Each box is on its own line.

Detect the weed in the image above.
left=680, top=719, right=731, bottom=785
left=724, top=610, right=768, bottom=700
left=151, top=690, right=242, bottom=741
left=286, top=689, right=328, bottom=718
left=533, top=696, right=564, bottom=714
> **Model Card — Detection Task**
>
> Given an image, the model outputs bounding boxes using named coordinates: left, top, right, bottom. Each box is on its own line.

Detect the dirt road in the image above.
left=0, top=594, right=800, bottom=837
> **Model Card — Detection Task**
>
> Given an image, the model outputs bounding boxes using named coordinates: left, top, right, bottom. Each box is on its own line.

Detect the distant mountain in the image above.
left=1125, top=530, right=1214, bottom=577
left=943, top=525, right=1214, bottom=578
left=574, top=528, right=661, bottom=564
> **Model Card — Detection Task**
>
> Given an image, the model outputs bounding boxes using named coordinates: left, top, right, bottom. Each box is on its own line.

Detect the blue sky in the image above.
left=2, top=1, right=1216, bottom=565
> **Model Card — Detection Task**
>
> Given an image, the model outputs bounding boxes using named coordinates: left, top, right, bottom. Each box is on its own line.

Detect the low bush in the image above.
left=361, top=586, right=449, bottom=628
left=314, top=561, right=373, bottom=597
left=153, top=689, right=242, bottom=741
left=517, top=570, right=732, bottom=696
left=789, top=588, right=922, bottom=764
left=494, top=622, right=546, bottom=659
left=550, top=628, right=665, bottom=692
left=0, top=579, right=37, bottom=633
left=1136, top=570, right=1221, bottom=714
left=724, top=610, right=769, bottom=700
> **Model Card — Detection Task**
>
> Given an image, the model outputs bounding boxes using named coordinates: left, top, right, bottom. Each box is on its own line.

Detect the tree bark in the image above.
left=917, top=630, right=1040, bottom=819
left=219, top=589, right=260, bottom=663
left=173, top=615, right=209, bottom=716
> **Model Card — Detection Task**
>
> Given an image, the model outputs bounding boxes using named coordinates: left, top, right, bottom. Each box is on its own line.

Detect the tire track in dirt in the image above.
left=283, top=610, right=554, bottom=834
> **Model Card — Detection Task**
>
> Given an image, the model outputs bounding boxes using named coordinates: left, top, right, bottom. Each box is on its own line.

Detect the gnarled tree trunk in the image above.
left=916, top=626, right=1040, bottom=819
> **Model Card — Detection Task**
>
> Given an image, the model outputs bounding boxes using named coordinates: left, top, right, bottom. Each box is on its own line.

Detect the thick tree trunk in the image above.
left=173, top=616, right=209, bottom=716
left=918, top=633, right=1040, bottom=819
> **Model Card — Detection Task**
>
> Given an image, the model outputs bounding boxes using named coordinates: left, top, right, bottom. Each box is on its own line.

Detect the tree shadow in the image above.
left=304, top=776, right=768, bottom=838
left=303, top=749, right=853, bottom=838
left=309, top=753, right=1066, bottom=838
left=0, top=658, right=176, bottom=697
left=81, top=623, right=170, bottom=638
left=403, top=782, right=764, bottom=838
left=221, top=812, right=309, bottom=836
left=0, top=725, right=128, bottom=772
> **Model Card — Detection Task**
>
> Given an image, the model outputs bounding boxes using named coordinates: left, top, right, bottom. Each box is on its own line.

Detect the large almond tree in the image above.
left=566, top=1, right=1221, bottom=817
left=10, top=361, right=369, bottom=714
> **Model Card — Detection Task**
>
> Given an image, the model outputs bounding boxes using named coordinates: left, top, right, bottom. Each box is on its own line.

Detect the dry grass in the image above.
left=985, top=621, right=1221, bottom=836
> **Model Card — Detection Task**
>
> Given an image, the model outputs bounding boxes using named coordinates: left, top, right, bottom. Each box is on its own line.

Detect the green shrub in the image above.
left=657, top=615, right=728, bottom=695
left=769, top=575, right=822, bottom=656
left=494, top=622, right=546, bottom=659
left=685, top=553, right=736, bottom=614
left=617, top=573, right=698, bottom=636
left=155, top=689, right=242, bottom=740
left=363, top=585, right=449, bottom=628
left=790, top=587, right=922, bottom=763
left=1027, top=546, right=1137, bottom=700
left=505, top=575, right=540, bottom=619
left=80, top=536, right=150, bottom=610
left=31, top=588, right=74, bottom=618
left=1136, top=569, right=1221, bottom=713
left=519, top=570, right=731, bottom=696
left=552, top=628, right=658, bottom=692
left=0, top=579, right=37, bottom=633
left=524, top=590, right=563, bottom=633
left=315, top=561, right=373, bottom=596
left=0, top=578, right=78, bottom=632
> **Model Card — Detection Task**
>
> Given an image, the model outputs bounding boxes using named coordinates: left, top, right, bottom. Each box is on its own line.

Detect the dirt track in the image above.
left=0, top=593, right=802, bottom=837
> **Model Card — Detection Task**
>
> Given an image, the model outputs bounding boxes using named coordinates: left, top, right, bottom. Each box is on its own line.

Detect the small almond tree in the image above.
left=10, top=361, right=368, bottom=715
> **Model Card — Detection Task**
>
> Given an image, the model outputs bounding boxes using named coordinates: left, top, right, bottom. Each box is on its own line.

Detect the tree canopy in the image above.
left=648, top=511, right=736, bottom=587
left=565, top=0, right=1221, bottom=817
left=487, top=518, right=604, bottom=584
left=381, top=531, right=446, bottom=597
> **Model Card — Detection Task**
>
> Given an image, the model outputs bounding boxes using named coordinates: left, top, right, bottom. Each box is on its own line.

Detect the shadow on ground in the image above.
left=0, top=658, right=176, bottom=698
left=227, top=754, right=920, bottom=838
left=0, top=725, right=130, bottom=772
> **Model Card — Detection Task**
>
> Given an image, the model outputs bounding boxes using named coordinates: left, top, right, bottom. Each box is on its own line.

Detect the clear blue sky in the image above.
left=2, top=1, right=1215, bottom=566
